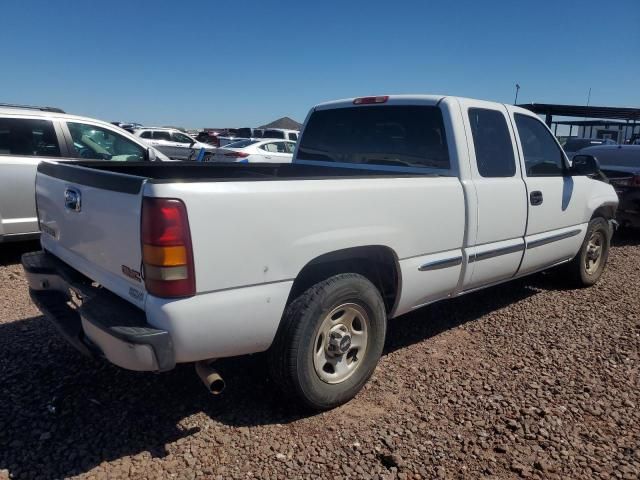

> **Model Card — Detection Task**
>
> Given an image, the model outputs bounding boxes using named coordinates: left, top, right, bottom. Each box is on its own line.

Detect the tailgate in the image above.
left=36, top=162, right=148, bottom=308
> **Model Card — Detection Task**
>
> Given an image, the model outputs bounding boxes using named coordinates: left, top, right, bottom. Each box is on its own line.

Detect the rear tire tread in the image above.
left=268, top=273, right=384, bottom=410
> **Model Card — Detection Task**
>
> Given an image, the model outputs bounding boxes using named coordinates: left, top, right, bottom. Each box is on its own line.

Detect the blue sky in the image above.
left=1, top=0, right=638, bottom=128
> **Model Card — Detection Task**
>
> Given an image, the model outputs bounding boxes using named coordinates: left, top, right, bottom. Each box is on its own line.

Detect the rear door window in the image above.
left=152, top=131, right=172, bottom=141
left=297, top=105, right=450, bottom=170
left=0, top=117, right=60, bottom=157
left=288, top=132, right=298, bottom=141
left=468, top=108, right=516, bottom=177
left=260, top=142, right=279, bottom=153
left=274, top=142, right=289, bottom=153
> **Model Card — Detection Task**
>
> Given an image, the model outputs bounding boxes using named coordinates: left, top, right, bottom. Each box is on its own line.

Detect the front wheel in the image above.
left=565, top=217, right=611, bottom=287
left=268, top=274, right=387, bottom=410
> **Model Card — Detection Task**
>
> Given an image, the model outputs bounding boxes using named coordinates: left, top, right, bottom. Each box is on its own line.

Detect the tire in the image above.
left=268, top=273, right=387, bottom=410
left=565, top=217, right=610, bottom=287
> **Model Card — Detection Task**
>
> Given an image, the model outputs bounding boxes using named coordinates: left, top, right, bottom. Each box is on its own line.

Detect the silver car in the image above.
left=0, top=103, right=168, bottom=243
left=133, top=127, right=216, bottom=160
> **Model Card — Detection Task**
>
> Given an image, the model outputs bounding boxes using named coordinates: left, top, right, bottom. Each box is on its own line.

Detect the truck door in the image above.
left=458, top=99, right=527, bottom=290
left=509, top=110, right=590, bottom=274
left=151, top=130, right=176, bottom=158
left=170, top=131, right=196, bottom=160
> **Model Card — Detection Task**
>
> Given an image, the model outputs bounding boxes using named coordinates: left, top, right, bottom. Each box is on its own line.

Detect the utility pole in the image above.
left=587, top=87, right=591, bottom=107
left=514, top=83, right=521, bottom=105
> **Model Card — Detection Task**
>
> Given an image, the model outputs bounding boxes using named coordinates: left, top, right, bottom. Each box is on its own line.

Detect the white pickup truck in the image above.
left=23, top=95, right=618, bottom=410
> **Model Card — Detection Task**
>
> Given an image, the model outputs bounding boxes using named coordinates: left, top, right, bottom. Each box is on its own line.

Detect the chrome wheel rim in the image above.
left=313, top=303, right=369, bottom=384
left=585, top=231, right=604, bottom=275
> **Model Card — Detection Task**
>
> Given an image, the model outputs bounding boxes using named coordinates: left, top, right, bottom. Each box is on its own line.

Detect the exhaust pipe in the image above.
left=195, top=360, right=225, bottom=395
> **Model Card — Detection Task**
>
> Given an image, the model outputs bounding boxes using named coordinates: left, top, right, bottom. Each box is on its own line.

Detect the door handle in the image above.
left=530, top=191, right=543, bottom=206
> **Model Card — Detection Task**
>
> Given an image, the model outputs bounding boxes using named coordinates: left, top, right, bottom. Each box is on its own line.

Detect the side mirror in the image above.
left=146, top=148, right=157, bottom=162
left=570, top=154, right=600, bottom=176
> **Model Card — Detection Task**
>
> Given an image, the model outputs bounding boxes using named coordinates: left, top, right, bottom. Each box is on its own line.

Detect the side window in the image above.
left=260, top=143, right=278, bottom=153
left=66, top=122, right=146, bottom=161
left=288, top=132, right=298, bottom=141
left=514, top=114, right=566, bottom=177
left=0, top=118, right=60, bottom=157
left=172, top=132, right=193, bottom=144
left=274, top=142, right=288, bottom=153
left=284, top=142, right=296, bottom=154
left=139, top=131, right=152, bottom=139
left=468, top=108, right=516, bottom=177
left=152, top=131, right=172, bottom=141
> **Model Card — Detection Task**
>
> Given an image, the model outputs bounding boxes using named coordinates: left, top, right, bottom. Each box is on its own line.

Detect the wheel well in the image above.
left=287, top=246, right=400, bottom=314
left=591, top=205, right=615, bottom=221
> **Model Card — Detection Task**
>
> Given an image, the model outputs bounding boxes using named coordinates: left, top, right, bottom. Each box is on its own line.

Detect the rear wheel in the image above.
left=565, top=217, right=610, bottom=287
left=268, top=274, right=386, bottom=410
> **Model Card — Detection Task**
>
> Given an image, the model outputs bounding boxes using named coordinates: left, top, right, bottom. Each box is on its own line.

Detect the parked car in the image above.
left=23, top=94, right=617, bottom=410
left=575, top=145, right=640, bottom=228
left=133, top=127, right=215, bottom=161
left=0, top=104, right=168, bottom=243
left=262, top=128, right=299, bottom=141
left=563, top=137, right=617, bottom=159
left=208, top=139, right=296, bottom=163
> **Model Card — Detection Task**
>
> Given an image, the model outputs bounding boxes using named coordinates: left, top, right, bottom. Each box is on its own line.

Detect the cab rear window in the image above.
left=297, top=105, right=450, bottom=170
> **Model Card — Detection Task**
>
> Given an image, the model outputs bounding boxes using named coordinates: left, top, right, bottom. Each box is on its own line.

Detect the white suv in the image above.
left=133, top=127, right=215, bottom=161
left=0, top=103, right=168, bottom=243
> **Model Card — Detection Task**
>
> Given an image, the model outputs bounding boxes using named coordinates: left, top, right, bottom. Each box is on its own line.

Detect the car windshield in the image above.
left=67, top=122, right=146, bottom=161
left=226, top=139, right=259, bottom=149
left=563, top=138, right=603, bottom=152
left=297, top=105, right=450, bottom=170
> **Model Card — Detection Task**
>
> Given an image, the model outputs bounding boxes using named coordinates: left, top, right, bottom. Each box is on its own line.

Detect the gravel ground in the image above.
left=0, top=236, right=639, bottom=480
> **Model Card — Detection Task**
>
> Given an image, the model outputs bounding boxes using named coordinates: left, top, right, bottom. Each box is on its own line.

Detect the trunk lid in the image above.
left=36, top=162, right=147, bottom=308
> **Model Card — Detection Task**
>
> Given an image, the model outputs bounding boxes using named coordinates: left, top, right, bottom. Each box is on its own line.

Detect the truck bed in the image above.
left=39, top=161, right=434, bottom=187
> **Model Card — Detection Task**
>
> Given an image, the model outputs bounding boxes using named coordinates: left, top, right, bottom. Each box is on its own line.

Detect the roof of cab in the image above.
left=311, top=94, right=540, bottom=118
left=0, top=105, right=115, bottom=125
left=313, top=94, right=446, bottom=110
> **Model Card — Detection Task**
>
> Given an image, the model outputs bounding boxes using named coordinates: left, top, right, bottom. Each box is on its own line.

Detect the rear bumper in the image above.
left=614, top=188, right=640, bottom=228
left=22, top=251, right=175, bottom=372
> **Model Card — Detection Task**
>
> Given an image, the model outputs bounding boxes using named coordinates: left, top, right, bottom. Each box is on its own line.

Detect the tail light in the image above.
left=224, top=151, right=249, bottom=158
left=141, top=198, right=195, bottom=298
left=610, top=174, right=640, bottom=188
left=353, top=95, right=389, bottom=105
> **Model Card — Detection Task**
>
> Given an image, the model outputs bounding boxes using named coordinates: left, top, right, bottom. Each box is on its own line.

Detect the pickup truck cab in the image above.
left=23, top=95, right=618, bottom=409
